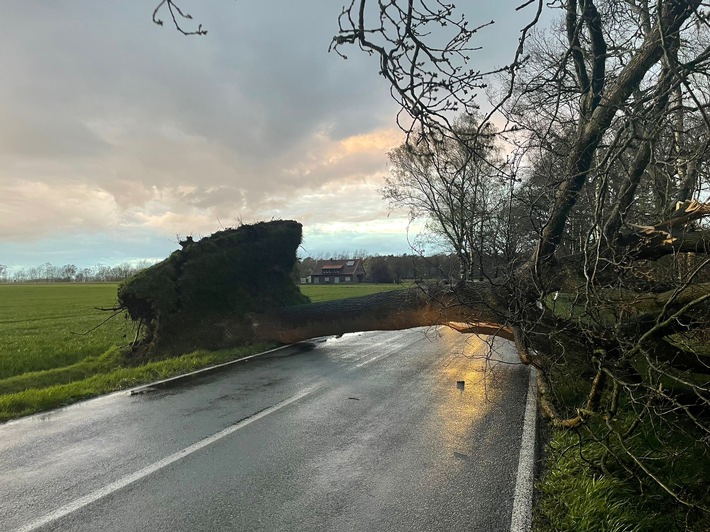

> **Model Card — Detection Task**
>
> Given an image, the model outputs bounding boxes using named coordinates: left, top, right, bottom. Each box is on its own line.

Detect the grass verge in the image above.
left=535, top=429, right=672, bottom=531
left=534, top=364, right=710, bottom=532
left=0, top=344, right=273, bottom=423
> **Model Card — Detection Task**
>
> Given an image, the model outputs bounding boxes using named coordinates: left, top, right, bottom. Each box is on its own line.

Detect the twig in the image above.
left=71, top=310, right=123, bottom=336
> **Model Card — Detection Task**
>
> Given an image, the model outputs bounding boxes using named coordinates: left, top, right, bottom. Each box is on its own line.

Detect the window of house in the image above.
left=324, top=277, right=330, bottom=282
left=345, top=276, right=351, bottom=282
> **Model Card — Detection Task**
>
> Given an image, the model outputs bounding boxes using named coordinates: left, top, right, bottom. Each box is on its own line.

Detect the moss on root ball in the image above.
left=118, top=220, right=308, bottom=354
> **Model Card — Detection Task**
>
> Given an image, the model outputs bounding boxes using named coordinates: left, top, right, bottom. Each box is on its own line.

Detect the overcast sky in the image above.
left=0, top=1, right=542, bottom=270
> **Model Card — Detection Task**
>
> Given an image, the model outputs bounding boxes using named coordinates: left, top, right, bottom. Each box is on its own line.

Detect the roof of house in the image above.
left=310, top=259, right=364, bottom=276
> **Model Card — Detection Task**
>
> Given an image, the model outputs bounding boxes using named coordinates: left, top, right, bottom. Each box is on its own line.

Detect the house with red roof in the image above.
left=307, top=259, right=366, bottom=284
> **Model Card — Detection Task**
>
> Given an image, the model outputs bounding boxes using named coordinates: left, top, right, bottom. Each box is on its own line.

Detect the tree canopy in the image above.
left=329, top=0, right=710, bottom=521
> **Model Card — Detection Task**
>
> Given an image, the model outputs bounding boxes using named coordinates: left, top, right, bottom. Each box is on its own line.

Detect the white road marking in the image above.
left=510, top=368, right=537, bottom=532
left=350, top=333, right=424, bottom=369
left=15, top=385, right=320, bottom=532
left=352, top=351, right=393, bottom=368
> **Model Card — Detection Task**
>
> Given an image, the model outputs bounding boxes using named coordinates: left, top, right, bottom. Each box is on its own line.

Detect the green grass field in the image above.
left=0, top=282, right=405, bottom=422
left=0, top=283, right=285, bottom=421
left=299, top=282, right=406, bottom=302
left=0, top=284, right=129, bottom=380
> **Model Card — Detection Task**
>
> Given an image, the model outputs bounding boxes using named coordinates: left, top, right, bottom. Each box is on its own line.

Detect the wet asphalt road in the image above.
left=1, top=327, right=532, bottom=532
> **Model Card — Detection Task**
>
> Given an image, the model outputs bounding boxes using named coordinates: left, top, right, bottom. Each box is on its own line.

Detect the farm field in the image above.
left=299, top=282, right=407, bottom=302
left=0, top=284, right=128, bottom=380
left=0, top=283, right=269, bottom=422
left=0, top=282, right=404, bottom=422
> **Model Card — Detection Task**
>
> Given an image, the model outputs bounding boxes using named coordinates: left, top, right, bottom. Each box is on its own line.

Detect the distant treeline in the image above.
left=297, top=253, right=464, bottom=283
left=1, top=253, right=468, bottom=285
left=0, top=261, right=157, bottom=284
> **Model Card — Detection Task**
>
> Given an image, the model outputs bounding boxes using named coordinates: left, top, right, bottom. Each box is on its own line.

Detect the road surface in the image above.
left=0, top=327, right=534, bottom=532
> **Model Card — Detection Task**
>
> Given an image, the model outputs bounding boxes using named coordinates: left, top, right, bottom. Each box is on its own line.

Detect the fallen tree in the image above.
left=117, top=219, right=515, bottom=350
left=145, top=0, right=709, bottom=524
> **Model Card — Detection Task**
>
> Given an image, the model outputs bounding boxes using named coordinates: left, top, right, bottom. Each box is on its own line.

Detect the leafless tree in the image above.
left=330, top=0, right=710, bottom=520
left=384, top=114, right=511, bottom=281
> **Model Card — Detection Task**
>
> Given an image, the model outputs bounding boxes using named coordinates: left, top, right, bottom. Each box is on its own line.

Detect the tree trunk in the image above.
left=253, top=283, right=512, bottom=344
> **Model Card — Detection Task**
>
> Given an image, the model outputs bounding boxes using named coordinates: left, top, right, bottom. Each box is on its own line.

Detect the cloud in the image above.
left=0, top=179, right=120, bottom=242
left=6, top=0, right=533, bottom=268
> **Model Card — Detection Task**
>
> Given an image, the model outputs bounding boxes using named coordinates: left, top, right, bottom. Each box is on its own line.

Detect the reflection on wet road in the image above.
left=0, top=327, right=531, bottom=532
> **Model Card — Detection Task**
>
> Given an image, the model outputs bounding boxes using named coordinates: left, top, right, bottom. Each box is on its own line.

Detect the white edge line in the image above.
left=510, top=368, right=537, bottom=532
left=15, top=385, right=320, bottom=532
left=126, top=342, right=314, bottom=393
